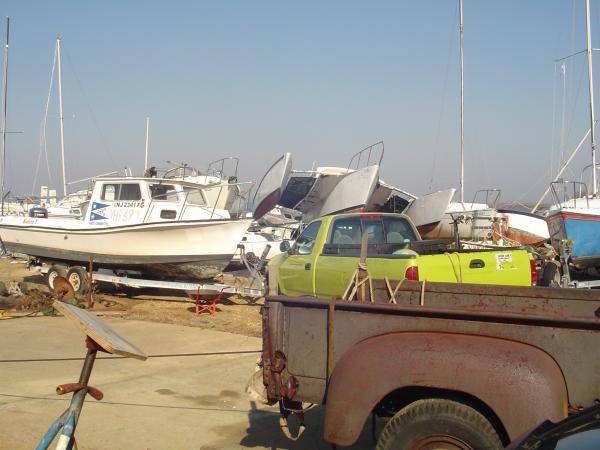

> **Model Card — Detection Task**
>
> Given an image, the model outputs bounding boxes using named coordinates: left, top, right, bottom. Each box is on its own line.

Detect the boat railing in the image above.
left=579, top=163, right=600, bottom=196
left=161, top=163, right=202, bottom=180
left=206, top=156, right=239, bottom=182
left=347, top=141, right=385, bottom=170
left=550, top=180, right=590, bottom=209
left=468, top=189, right=501, bottom=209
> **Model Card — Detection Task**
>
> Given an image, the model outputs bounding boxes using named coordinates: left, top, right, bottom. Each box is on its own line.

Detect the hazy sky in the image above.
left=1, top=1, right=599, bottom=205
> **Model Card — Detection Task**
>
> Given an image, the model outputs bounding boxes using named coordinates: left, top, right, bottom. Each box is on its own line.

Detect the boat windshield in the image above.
left=182, top=187, right=207, bottom=206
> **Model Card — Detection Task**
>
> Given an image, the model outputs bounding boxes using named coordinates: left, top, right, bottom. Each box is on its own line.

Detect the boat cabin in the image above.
left=84, top=177, right=232, bottom=226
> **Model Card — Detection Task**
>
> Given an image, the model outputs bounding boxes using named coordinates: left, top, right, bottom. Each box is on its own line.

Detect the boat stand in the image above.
left=36, top=301, right=146, bottom=450
left=554, top=239, right=600, bottom=289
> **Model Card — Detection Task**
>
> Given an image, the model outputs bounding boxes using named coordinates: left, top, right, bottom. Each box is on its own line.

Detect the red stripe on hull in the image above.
left=558, top=212, right=600, bottom=222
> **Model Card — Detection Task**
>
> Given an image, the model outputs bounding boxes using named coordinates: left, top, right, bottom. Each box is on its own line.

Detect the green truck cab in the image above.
left=271, top=213, right=536, bottom=297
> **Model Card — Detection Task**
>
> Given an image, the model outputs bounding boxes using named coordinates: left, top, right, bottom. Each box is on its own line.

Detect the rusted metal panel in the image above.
left=323, top=332, right=568, bottom=446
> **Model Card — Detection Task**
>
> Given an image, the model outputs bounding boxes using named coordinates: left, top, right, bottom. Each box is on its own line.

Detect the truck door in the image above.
left=277, top=220, right=322, bottom=296
left=314, top=216, right=363, bottom=298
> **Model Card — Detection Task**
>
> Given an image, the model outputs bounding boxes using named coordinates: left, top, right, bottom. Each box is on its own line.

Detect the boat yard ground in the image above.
left=0, top=257, right=263, bottom=337
left=0, top=258, right=375, bottom=449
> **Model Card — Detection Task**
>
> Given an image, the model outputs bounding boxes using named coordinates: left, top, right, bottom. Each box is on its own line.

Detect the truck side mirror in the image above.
left=280, top=240, right=291, bottom=253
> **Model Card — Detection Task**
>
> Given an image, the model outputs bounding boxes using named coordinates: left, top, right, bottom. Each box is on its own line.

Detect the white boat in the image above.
left=278, top=143, right=382, bottom=223
left=234, top=224, right=298, bottom=262
left=0, top=177, right=251, bottom=279
left=0, top=154, right=292, bottom=280
left=497, top=209, right=550, bottom=246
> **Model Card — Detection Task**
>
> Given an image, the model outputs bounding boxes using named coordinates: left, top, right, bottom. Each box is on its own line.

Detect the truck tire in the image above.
left=66, top=266, right=88, bottom=294
left=538, top=262, right=561, bottom=287
left=376, top=399, right=502, bottom=450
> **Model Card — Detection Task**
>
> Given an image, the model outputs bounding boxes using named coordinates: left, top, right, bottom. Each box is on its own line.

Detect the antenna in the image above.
left=144, top=117, right=150, bottom=173
left=0, top=17, right=9, bottom=214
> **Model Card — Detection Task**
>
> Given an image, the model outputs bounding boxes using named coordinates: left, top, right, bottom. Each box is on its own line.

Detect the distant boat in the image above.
left=544, top=1, right=600, bottom=270
left=404, top=0, right=548, bottom=247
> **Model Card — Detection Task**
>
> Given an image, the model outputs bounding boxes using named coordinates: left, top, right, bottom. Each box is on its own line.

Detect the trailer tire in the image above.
left=539, top=262, right=561, bottom=287
left=376, top=399, right=502, bottom=450
left=66, top=266, right=88, bottom=294
left=46, top=266, right=64, bottom=290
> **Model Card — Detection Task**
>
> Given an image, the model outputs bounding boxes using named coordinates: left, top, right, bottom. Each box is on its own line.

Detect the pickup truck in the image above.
left=253, top=282, right=600, bottom=449
left=271, top=213, right=536, bottom=297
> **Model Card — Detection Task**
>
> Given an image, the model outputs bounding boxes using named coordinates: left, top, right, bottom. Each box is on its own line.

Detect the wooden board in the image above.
left=53, top=301, right=147, bottom=360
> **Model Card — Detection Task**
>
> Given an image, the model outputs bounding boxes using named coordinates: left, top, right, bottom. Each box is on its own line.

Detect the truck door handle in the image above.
left=304, top=263, right=311, bottom=270
left=469, top=259, right=485, bottom=269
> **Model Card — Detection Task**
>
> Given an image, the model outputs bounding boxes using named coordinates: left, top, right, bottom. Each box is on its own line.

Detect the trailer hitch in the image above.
left=278, top=398, right=306, bottom=441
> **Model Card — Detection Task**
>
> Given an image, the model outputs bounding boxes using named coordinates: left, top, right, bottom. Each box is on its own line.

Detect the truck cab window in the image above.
left=383, top=216, right=417, bottom=243
left=331, top=217, right=361, bottom=245
left=294, top=221, right=321, bottom=255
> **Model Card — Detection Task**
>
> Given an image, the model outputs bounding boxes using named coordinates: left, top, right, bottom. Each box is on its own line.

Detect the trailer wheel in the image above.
left=46, top=266, right=64, bottom=290
left=539, top=262, right=561, bottom=287
left=66, top=266, right=88, bottom=294
left=376, top=399, right=502, bottom=450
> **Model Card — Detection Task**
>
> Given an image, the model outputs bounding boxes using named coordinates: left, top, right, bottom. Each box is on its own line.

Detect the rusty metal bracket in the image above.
left=56, top=383, right=104, bottom=401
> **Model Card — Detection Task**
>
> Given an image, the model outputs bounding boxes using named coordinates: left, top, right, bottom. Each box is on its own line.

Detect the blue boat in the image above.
left=547, top=205, right=600, bottom=269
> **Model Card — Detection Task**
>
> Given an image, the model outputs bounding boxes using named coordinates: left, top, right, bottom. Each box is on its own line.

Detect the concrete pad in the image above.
left=0, top=316, right=373, bottom=449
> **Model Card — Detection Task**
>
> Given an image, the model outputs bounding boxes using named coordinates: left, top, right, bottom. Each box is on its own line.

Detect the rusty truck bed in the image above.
left=262, top=282, right=600, bottom=425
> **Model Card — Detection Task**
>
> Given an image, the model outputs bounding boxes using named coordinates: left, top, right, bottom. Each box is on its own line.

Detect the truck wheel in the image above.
left=66, top=266, right=88, bottom=294
left=538, top=262, right=561, bottom=287
left=376, top=399, right=502, bottom=450
left=46, top=266, right=65, bottom=290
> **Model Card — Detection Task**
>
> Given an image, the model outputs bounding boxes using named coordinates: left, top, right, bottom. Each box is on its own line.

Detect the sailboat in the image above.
left=404, top=0, right=548, bottom=246
left=544, top=0, right=600, bottom=270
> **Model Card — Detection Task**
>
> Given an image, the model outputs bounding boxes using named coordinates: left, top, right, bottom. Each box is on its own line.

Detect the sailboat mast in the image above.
left=1, top=17, right=9, bottom=215
left=585, top=0, right=597, bottom=196
left=459, top=0, right=465, bottom=203
left=56, top=37, right=67, bottom=197
left=144, top=116, right=149, bottom=173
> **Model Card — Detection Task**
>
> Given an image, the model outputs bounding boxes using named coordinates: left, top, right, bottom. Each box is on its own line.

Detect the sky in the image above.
left=1, top=1, right=599, bottom=206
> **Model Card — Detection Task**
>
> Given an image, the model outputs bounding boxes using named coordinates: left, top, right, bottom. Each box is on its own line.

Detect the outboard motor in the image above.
left=29, top=207, right=48, bottom=218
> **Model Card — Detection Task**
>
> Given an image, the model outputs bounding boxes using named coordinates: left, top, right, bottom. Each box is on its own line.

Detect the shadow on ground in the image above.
left=203, top=401, right=378, bottom=450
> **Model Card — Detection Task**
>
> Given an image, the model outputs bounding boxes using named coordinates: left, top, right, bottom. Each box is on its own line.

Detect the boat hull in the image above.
left=0, top=217, right=252, bottom=280
left=497, top=209, right=549, bottom=246
left=546, top=210, right=600, bottom=268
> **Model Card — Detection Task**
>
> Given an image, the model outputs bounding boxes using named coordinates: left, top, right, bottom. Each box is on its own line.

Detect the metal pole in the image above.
left=144, top=116, right=149, bottom=173
left=531, top=128, right=591, bottom=213
left=459, top=0, right=465, bottom=203
left=57, top=37, right=67, bottom=197
left=585, top=0, right=597, bottom=196
left=1, top=17, right=9, bottom=215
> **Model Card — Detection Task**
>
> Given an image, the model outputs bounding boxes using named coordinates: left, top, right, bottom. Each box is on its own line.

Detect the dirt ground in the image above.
left=0, top=256, right=263, bottom=337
